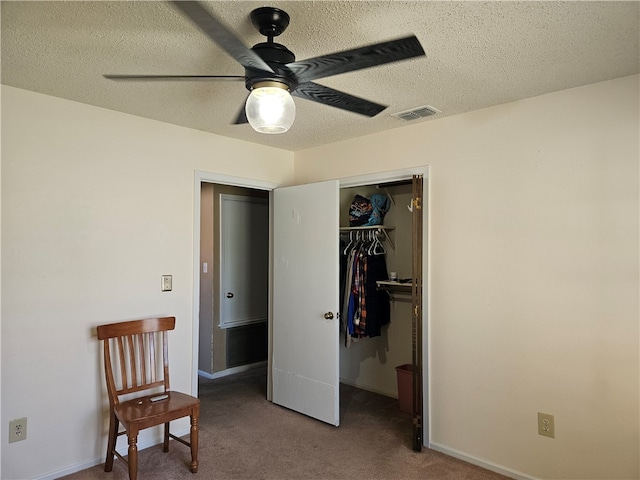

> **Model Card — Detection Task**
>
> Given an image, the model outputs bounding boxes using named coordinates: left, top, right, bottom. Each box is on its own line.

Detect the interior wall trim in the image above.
left=429, top=443, right=538, bottom=480
left=339, top=377, right=397, bottom=399
left=338, top=166, right=429, bottom=188
left=198, top=361, right=268, bottom=380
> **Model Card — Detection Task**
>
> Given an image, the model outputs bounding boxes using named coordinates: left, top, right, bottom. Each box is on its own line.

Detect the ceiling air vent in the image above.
left=391, top=105, right=441, bottom=121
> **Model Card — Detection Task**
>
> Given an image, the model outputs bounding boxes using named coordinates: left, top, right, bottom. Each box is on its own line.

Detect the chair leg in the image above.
left=163, top=422, right=170, bottom=452
left=104, top=412, right=118, bottom=472
left=127, top=433, right=138, bottom=480
left=189, top=409, right=199, bottom=474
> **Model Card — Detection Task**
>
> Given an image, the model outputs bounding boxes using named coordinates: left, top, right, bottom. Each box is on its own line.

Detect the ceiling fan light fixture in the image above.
left=245, top=81, right=295, bottom=134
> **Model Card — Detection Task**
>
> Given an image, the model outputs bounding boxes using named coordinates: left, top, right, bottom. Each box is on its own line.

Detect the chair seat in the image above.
left=115, top=392, right=199, bottom=432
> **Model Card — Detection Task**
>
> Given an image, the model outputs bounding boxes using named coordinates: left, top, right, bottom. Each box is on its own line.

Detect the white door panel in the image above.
left=272, top=180, right=340, bottom=426
left=220, top=194, right=268, bottom=327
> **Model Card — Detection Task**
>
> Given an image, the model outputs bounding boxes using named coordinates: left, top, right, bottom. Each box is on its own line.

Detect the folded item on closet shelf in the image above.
left=362, top=194, right=391, bottom=226
left=349, top=194, right=373, bottom=226
left=348, top=193, right=391, bottom=227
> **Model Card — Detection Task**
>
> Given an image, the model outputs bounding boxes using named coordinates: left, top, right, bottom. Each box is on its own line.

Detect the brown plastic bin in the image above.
left=395, top=364, right=413, bottom=414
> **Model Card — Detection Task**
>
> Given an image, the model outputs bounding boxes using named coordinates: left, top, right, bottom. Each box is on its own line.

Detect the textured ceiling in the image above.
left=1, top=1, right=638, bottom=151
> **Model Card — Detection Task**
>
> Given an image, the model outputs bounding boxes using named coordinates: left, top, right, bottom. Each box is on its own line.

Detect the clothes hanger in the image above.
left=367, top=233, right=374, bottom=255
left=344, top=230, right=355, bottom=255
left=372, top=230, right=386, bottom=255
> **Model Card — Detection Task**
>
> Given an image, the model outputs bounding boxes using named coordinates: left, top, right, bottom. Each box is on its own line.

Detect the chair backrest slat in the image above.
left=127, top=335, right=138, bottom=388
left=97, top=317, right=176, bottom=404
left=116, top=337, right=128, bottom=390
left=163, top=331, right=170, bottom=387
left=148, top=332, right=155, bottom=384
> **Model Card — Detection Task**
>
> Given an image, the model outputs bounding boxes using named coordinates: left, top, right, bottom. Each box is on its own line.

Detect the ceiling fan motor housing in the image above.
left=250, top=7, right=290, bottom=38
left=246, top=42, right=296, bottom=92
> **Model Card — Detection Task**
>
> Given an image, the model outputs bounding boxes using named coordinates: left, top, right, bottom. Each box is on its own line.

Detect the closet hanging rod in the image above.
left=339, top=226, right=395, bottom=231
left=339, top=226, right=395, bottom=251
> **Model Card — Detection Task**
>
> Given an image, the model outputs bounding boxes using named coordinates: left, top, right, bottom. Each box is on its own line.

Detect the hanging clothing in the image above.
left=340, top=234, right=390, bottom=345
left=364, top=253, right=390, bottom=337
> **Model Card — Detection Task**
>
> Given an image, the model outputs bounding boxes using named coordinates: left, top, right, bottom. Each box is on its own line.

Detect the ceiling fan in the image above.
left=104, top=1, right=426, bottom=134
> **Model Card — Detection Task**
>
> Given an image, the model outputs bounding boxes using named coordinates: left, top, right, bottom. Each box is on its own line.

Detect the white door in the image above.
left=219, top=194, right=269, bottom=328
left=272, top=180, right=340, bottom=426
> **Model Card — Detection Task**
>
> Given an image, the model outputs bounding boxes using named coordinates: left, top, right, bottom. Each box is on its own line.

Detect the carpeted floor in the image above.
left=61, top=367, right=510, bottom=480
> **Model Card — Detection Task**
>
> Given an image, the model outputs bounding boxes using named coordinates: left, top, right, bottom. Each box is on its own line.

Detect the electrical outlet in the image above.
left=161, top=275, right=172, bottom=292
left=9, top=417, right=27, bottom=443
left=538, top=412, right=555, bottom=438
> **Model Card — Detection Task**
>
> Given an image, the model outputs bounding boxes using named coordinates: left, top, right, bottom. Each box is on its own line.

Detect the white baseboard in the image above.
left=198, top=361, right=267, bottom=380
left=339, top=377, right=397, bottom=398
left=33, top=456, right=104, bottom=480
left=33, top=426, right=191, bottom=480
left=428, top=442, right=538, bottom=480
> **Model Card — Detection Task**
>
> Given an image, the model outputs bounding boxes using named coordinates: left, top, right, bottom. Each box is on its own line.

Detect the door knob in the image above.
left=226, top=292, right=234, bottom=298
left=324, top=311, right=334, bottom=320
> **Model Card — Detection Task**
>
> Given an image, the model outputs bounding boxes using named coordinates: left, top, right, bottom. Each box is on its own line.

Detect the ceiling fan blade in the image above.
left=170, top=1, right=274, bottom=74
left=104, top=74, right=245, bottom=81
left=287, top=35, right=425, bottom=83
left=233, top=96, right=249, bottom=124
left=292, top=82, right=387, bottom=117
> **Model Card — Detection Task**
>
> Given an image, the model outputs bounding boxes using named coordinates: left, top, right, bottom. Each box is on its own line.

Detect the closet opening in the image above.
left=338, top=175, right=424, bottom=451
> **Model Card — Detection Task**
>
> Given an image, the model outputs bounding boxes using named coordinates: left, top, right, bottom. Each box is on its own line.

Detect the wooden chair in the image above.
left=97, top=317, right=199, bottom=480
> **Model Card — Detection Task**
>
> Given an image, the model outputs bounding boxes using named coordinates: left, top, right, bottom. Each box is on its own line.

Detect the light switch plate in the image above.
left=161, top=275, right=172, bottom=291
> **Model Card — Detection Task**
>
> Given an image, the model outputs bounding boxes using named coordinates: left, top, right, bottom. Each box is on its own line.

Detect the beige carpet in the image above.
left=61, top=367, right=510, bottom=480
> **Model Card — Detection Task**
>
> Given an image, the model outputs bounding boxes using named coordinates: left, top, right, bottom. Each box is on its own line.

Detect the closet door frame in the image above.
left=411, top=174, right=424, bottom=451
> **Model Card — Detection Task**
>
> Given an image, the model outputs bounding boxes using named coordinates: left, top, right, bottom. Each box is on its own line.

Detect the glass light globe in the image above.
left=245, top=83, right=296, bottom=134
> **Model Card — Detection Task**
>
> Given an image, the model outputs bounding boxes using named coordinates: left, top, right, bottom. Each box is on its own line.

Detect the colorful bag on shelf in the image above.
left=349, top=194, right=373, bottom=226
left=348, top=193, right=391, bottom=226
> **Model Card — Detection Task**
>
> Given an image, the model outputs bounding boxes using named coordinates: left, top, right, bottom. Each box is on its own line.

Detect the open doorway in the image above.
left=198, top=182, right=270, bottom=381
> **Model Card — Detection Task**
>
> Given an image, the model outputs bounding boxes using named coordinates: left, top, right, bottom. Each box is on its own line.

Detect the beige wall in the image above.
left=0, top=85, right=293, bottom=479
left=2, top=74, right=638, bottom=480
left=295, top=75, right=640, bottom=479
